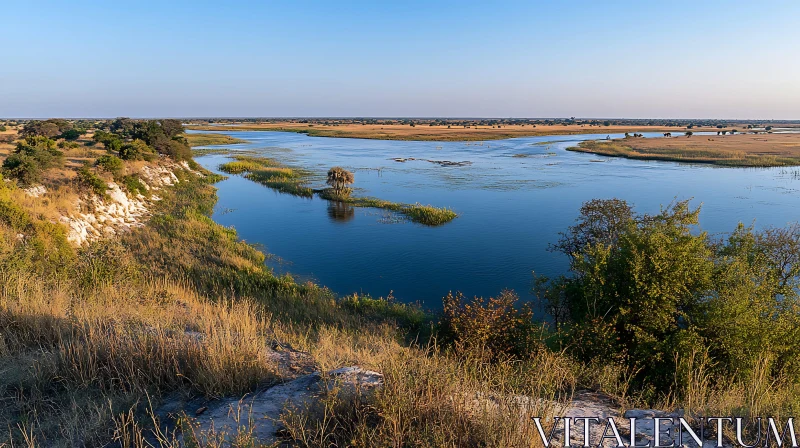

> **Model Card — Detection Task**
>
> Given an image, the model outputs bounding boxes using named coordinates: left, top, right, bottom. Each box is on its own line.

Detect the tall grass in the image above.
left=319, top=189, right=457, bottom=226
left=220, top=155, right=314, bottom=197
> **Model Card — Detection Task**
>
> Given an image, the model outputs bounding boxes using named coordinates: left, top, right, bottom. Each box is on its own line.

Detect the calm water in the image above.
left=193, top=131, right=800, bottom=308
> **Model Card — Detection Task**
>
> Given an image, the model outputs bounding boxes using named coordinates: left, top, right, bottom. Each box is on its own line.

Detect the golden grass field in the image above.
left=570, top=132, right=800, bottom=167
left=186, top=122, right=735, bottom=142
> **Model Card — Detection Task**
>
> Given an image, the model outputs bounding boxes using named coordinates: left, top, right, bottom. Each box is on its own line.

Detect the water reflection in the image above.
left=327, top=201, right=355, bottom=223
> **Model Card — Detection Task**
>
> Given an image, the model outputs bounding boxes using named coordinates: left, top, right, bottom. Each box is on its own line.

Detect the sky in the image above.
left=2, top=1, right=799, bottom=119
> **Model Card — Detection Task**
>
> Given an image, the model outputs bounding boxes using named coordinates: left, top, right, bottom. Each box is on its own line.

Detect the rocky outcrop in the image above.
left=173, top=366, right=383, bottom=446
left=59, top=162, right=190, bottom=245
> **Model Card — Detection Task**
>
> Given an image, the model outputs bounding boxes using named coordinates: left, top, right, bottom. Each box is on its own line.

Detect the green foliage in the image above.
left=1, top=137, right=64, bottom=186
left=118, top=139, right=155, bottom=161
left=95, top=154, right=124, bottom=178
left=340, top=293, right=427, bottom=331
left=60, top=128, right=82, bottom=140
left=122, top=175, right=149, bottom=197
left=539, top=198, right=800, bottom=394
left=160, top=139, right=193, bottom=161
left=0, top=125, right=6, bottom=132
left=1, top=153, right=42, bottom=186
left=20, top=119, right=71, bottom=138
left=76, top=165, right=109, bottom=197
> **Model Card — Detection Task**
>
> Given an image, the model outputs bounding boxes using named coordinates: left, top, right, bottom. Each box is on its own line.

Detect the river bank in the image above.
left=569, top=132, right=800, bottom=167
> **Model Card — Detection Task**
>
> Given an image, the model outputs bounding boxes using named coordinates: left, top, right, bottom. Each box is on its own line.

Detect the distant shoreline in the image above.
left=568, top=132, right=800, bottom=167
left=186, top=121, right=757, bottom=142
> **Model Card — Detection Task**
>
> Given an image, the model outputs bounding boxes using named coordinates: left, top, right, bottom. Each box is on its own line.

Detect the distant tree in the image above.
left=110, top=117, right=136, bottom=136
left=766, top=126, right=774, bottom=131
left=603, top=121, right=611, bottom=126
left=159, top=119, right=184, bottom=138
left=326, top=166, right=354, bottom=196
left=685, top=131, right=693, bottom=137
left=60, top=129, right=82, bottom=140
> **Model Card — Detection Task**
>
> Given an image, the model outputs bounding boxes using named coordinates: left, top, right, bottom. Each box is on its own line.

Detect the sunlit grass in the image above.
left=319, top=189, right=457, bottom=226
left=184, top=133, right=246, bottom=147
left=219, top=156, right=313, bottom=197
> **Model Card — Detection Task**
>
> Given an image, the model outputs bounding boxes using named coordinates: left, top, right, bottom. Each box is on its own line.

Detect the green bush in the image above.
left=118, top=139, right=155, bottom=161
left=14, top=136, right=64, bottom=170
left=77, top=165, right=109, bottom=197
left=95, top=154, right=124, bottom=178
left=122, top=175, right=149, bottom=197
left=60, top=129, right=82, bottom=140
left=161, top=139, right=193, bottom=161
left=539, top=199, right=800, bottom=393
left=1, top=153, right=42, bottom=186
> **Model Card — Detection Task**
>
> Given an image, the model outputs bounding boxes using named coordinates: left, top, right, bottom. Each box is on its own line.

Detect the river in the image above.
left=193, top=130, right=800, bottom=308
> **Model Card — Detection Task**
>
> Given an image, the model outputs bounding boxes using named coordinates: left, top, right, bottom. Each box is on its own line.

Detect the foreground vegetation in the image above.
left=220, top=155, right=458, bottom=225
left=2, top=118, right=800, bottom=446
left=570, top=134, right=800, bottom=167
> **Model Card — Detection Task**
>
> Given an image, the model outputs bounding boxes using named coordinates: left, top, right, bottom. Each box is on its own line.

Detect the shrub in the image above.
left=118, top=139, right=155, bottom=161
left=439, top=290, right=539, bottom=360
left=160, top=139, right=193, bottom=161
left=122, top=175, right=149, bottom=197
left=0, top=125, right=6, bottom=132
left=1, top=153, right=42, bottom=186
left=14, top=136, right=64, bottom=170
left=540, top=198, right=800, bottom=394
left=95, top=154, right=124, bottom=178
left=77, top=165, right=109, bottom=197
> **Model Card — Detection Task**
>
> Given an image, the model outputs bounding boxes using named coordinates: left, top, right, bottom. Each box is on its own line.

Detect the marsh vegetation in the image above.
left=220, top=155, right=458, bottom=225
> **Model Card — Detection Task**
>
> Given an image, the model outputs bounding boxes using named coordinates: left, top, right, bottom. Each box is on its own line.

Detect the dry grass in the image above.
left=570, top=133, right=800, bottom=166
left=186, top=122, right=733, bottom=142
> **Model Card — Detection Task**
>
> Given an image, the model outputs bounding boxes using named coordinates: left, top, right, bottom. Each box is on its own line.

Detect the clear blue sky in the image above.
left=2, top=0, right=799, bottom=119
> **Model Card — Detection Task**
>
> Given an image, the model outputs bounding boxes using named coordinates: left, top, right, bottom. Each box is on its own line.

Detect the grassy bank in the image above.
left=185, top=132, right=247, bottom=147
left=570, top=135, right=800, bottom=167
left=220, top=155, right=458, bottom=225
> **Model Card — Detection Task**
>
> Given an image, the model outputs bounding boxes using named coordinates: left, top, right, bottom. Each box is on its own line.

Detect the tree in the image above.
left=1, top=153, right=41, bottom=186
left=118, top=139, right=155, bottom=161
left=542, top=200, right=714, bottom=388
left=158, top=119, right=184, bottom=138
left=20, top=119, right=71, bottom=138
left=685, top=131, right=693, bottom=137
left=60, top=129, right=82, bottom=140
left=326, top=166, right=354, bottom=196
